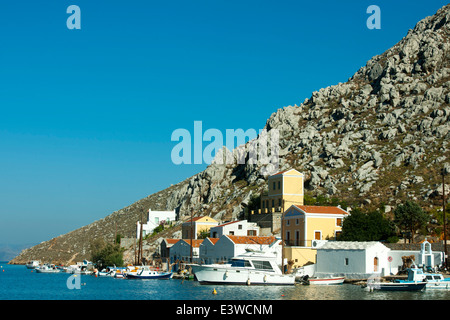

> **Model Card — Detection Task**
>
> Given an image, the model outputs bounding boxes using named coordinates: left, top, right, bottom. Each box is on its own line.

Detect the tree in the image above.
left=90, top=239, right=125, bottom=268
left=393, top=201, right=429, bottom=243
left=338, top=208, right=396, bottom=242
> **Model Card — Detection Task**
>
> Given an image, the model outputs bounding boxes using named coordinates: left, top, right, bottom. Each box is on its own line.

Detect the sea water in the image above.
left=1, top=263, right=449, bottom=300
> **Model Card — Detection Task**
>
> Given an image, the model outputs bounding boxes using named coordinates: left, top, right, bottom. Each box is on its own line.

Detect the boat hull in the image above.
left=127, top=272, right=173, bottom=280
left=191, top=265, right=295, bottom=286
left=35, top=269, right=61, bottom=273
left=308, top=277, right=345, bottom=285
left=369, top=282, right=427, bottom=291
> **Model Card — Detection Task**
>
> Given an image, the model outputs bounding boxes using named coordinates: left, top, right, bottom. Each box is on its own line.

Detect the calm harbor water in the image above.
left=1, top=263, right=449, bottom=301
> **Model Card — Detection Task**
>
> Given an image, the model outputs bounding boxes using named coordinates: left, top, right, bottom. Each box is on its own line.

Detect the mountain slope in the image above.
left=9, top=4, right=450, bottom=265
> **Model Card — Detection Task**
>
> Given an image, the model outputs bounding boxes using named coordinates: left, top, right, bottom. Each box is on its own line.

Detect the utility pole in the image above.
left=190, top=208, right=194, bottom=263
left=138, top=208, right=144, bottom=265
left=281, top=199, right=285, bottom=274
left=442, top=168, right=448, bottom=268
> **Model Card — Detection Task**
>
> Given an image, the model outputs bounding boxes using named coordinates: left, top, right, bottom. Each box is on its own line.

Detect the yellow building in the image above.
left=182, top=216, right=219, bottom=239
left=260, top=169, right=304, bottom=213
left=283, top=204, right=349, bottom=268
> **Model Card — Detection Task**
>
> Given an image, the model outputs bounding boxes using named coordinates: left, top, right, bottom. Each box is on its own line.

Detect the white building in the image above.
left=137, top=209, right=177, bottom=239
left=199, top=235, right=281, bottom=265
left=209, top=220, right=260, bottom=238
left=315, top=241, right=391, bottom=279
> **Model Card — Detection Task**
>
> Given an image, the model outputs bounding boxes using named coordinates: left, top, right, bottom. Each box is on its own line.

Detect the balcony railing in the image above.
left=283, top=239, right=332, bottom=247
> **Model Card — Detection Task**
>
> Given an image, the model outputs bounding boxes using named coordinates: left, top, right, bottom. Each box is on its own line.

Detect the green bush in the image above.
left=90, top=239, right=125, bottom=268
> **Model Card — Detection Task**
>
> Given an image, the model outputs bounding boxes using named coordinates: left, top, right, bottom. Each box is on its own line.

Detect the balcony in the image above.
left=283, top=239, right=330, bottom=248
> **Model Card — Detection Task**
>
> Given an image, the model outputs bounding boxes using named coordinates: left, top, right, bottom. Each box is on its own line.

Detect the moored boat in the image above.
left=25, top=260, right=40, bottom=269
left=126, top=266, right=173, bottom=279
left=35, top=264, right=61, bottom=273
left=190, top=239, right=295, bottom=286
left=95, top=267, right=115, bottom=277
left=67, top=260, right=94, bottom=275
left=396, top=267, right=450, bottom=290
left=366, top=281, right=427, bottom=291
left=305, top=276, right=345, bottom=285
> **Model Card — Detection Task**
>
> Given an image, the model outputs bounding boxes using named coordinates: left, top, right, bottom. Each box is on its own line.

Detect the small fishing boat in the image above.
left=114, top=269, right=126, bottom=278
left=366, top=281, right=427, bottom=291
left=95, top=267, right=115, bottom=277
left=25, top=260, right=40, bottom=269
left=67, top=260, right=94, bottom=275
left=396, top=267, right=450, bottom=290
left=126, top=266, right=173, bottom=279
left=306, top=276, right=345, bottom=285
left=35, top=264, right=61, bottom=273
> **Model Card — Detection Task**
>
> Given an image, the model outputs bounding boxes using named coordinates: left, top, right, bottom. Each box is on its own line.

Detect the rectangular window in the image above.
left=315, top=231, right=321, bottom=240
left=278, top=198, right=282, bottom=207
left=252, top=260, right=274, bottom=271
left=278, top=181, right=281, bottom=190
left=273, top=182, right=276, bottom=190
left=337, top=218, right=342, bottom=227
left=238, top=224, right=242, bottom=230
left=345, top=258, right=349, bottom=266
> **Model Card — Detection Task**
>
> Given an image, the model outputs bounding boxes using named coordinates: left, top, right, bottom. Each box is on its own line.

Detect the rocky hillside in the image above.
left=9, top=4, right=450, bottom=265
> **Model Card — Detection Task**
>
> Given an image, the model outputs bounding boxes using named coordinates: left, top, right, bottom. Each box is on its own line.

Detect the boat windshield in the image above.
left=252, top=260, right=274, bottom=271
left=230, top=259, right=252, bottom=268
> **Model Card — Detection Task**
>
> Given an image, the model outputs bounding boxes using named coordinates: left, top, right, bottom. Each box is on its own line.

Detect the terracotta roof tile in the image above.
left=294, top=205, right=348, bottom=215
left=226, top=235, right=276, bottom=245
left=164, top=239, right=180, bottom=244
left=205, top=238, right=220, bottom=244
left=181, top=239, right=204, bottom=247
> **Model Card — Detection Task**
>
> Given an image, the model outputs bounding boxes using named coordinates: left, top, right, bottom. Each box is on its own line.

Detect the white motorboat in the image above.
left=190, top=239, right=295, bottom=286
left=95, top=267, right=115, bottom=277
left=305, top=276, right=345, bottom=285
left=114, top=270, right=125, bottom=278
left=67, top=260, right=94, bottom=275
left=396, top=267, right=450, bottom=290
left=35, top=264, right=61, bottom=273
left=126, top=266, right=173, bottom=279
left=25, top=260, right=40, bottom=269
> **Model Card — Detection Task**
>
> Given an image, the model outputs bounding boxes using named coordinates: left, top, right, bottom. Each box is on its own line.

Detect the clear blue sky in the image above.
left=0, top=0, right=447, bottom=246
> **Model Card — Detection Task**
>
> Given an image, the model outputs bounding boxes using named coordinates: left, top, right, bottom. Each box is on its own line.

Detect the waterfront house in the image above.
left=198, top=237, right=220, bottom=264
left=182, top=216, right=219, bottom=239
left=209, top=220, right=260, bottom=238
left=159, top=238, right=180, bottom=260
left=137, top=209, right=177, bottom=239
left=202, top=235, right=280, bottom=264
left=169, top=239, right=204, bottom=263
left=315, top=241, right=391, bottom=279
left=282, top=204, right=350, bottom=268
